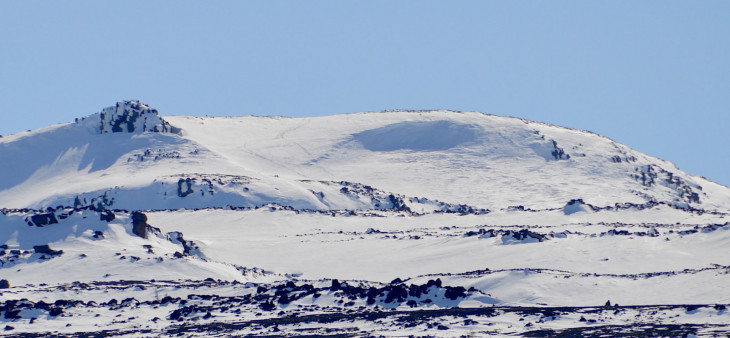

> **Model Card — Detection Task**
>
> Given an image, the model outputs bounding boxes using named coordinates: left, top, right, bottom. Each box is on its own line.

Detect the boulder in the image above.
left=131, top=212, right=148, bottom=238
left=33, top=245, right=63, bottom=256
left=29, top=213, right=58, bottom=227
left=100, top=210, right=115, bottom=222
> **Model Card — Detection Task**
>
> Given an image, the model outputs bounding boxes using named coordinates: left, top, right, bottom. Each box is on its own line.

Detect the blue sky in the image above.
left=1, top=1, right=729, bottom=186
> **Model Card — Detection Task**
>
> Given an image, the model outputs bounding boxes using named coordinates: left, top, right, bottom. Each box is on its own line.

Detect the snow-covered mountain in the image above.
left=1, top=101, right=729, bottom=336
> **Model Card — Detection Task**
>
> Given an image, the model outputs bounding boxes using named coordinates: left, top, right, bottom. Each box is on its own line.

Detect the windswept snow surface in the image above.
left=1, top=101, right=729, bottom=336
left=164, top=111, right=730, bottom=212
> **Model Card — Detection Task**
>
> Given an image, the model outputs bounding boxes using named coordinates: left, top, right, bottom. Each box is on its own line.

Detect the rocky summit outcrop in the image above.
left=76, top=100, right=180, bottom=134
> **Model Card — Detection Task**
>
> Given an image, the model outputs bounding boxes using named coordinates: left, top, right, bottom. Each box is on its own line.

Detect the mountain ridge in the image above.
left=1, top=101, right=728, bottom=212
left=2, top=101, right=730, bottom=336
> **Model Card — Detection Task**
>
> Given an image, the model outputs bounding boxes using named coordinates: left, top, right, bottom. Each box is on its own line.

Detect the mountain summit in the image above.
left=1, top=101, right=728, bottom=212
left=76, top=100, right=179, bottom=134
left=1, top=102, right=729, bottom=336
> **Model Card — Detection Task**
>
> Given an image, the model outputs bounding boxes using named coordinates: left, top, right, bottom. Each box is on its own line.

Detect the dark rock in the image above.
left=444, top=286, right=467, bottom=300
left=388, top=194, right=411, bottom=213
left=504, top=229, right=548, bottom=242
left=100, top=210, right=115, bottom=222
left=131, top=212, right=148, bottom=238
left=29, top=213, right=58, bottom=227
left=463, top=229, right=484, bottom=237
left=48, top=307, right=63, bottom=317
left=384, top=285, right=408, bottom=303
left=4, top=308, right=20, bottom=320
left=551, top=140, right=568, bottom=160
left=426, top=279, right=442, bottom=288
left=177, top=178, right=194, bottom=198
left=88, top=101, right=179, bottom=134
left=408, top=284, right=422, bottom=298
left=54, top=300, right=72, bottom=307
left=33, top=245, right=63, bottom=256
left=169, top=309, right=184, bottom=321
left=167, top=232, right=200, bottom=256
left=259, top=301, right=276, bottom=311
left=0, top=280, right=8, bottom=289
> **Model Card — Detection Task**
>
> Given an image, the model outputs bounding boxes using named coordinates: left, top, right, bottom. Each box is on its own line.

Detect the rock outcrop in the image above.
left=76, top=100, right=180, bottom=134
left=131, top=212, right=148, bottom=239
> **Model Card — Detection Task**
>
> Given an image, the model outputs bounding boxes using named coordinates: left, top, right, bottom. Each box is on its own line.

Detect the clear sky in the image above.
left=1, top=1, right=729, bottom=186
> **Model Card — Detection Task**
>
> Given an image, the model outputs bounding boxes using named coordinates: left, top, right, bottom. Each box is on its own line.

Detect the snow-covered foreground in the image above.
left=1, top=101, right=729, bottom=336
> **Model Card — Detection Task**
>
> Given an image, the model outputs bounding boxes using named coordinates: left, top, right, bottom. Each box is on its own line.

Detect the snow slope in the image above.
left=165, top=111, right=730, bottom=211
left=2, top=101, right=728, bottom=212
left=1, top=101, right=729, bottom=336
